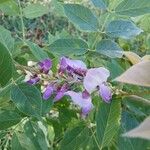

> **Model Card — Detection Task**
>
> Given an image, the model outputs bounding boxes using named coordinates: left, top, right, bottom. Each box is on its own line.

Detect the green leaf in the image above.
left=105, top=20, right=143, bottom=39
left=0, top=110, right=22, bottom=130
left=11, top=83, right=51, bottom=118
left=24, top=121, right=49, bottom=150
left=49, top=39, right=88, bottom=55
left=60, top=124, right=91, bottom=150
left=0, top=25, right=14, bottom=52
left=26, top=41, right=49, bottom=61
left=63, top=4, right=99, bottom=32
left=114, top=61, right=150, bottom=87
left=23, top=3, right=49, bottom=19
left=0, top=0, right=19, bottom=16
left=11, top=132, right=36, bottom=150
left=0, top=0, right=10, bottom=4
left=96, top=99, right=121, bottom=148
left=96, top=39, right=123, bottom=58
left=115, top=0, right=150, bottom=17
left=0, top=42, right=13, bottom=86
left=91, top=0, right=109, bottom=9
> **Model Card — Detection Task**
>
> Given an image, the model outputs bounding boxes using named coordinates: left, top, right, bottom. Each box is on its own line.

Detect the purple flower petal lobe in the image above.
left=39, top=59, right=52, bottom=74
left=43, top=85, right=54, bottom=100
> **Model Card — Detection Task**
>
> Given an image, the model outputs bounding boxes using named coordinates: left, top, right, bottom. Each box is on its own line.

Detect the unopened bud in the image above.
left=27, top=61, right=37, bottom=67
left=17, top=70, right=23, bottom=75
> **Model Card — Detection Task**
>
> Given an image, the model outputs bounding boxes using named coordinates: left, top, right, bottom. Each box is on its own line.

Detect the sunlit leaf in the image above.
left=96, top=39, right=123, bottom=58
left=91, top=0, right=109, bottom=9
left=115, top=61, right=150, bottom=87
left=63, top=4, right=99, bottom=32
left=106, top=20, right=143, bottom=39
left=115, top=0, right=150, bottom=17
left=123, top=51, right=142, bottom=64
left=23, top=3, right=49, bottom=19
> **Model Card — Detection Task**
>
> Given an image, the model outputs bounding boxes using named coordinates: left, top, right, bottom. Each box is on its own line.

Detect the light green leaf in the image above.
left=96, top=39, right=123, bottom=58
left=0, top=0, right=19, bottom=16
left=91, top=0, right=109, bottom=9
left=0, top=25, right=14, bottom=52
left=0, top=110, right=22, bottom=130
left=115, top=0, right=150, bottom=17
left=11, top=83, right=52, bottom=118
left=63, top=4, right=99, bottom=32
left=105, top=20, right=143, bottom=39
left=0, top=43, right=13, bottom=86
left=23, top=3, right=49, bottom=19
left=96, top=100, right=121, bottom=148
left=49, top=39, right=88, bottom=55
left=26, top=41, right=49, bottom=61
left=114, top=61, right=150, bottom=87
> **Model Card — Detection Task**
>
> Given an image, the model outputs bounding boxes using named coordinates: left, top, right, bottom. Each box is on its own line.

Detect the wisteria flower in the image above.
left=38, top=58, right=52, bottom=74
left=83, top=67, right=112, bottom=103
left=59, top=57, right=87, bottom=76
left=65, top=91, right=94, bottom=116
left=43, top=84, right=54, bottom=100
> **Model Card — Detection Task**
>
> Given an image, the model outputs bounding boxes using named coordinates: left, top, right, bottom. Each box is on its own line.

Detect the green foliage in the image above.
left=0, top=0, right=150, bottom=149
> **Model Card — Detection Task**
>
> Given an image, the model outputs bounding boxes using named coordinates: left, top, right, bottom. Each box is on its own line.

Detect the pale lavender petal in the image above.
left=43, top=85, right=54, bottom=100
left=59, top=57, right=87, bottom=74
left=65, top=91, right=93, bottom=116
left=99, top=83, right=112, bottom=103
left=83, top=67, right=110, bottom=94
left=39, top=59, right=52, bottom=73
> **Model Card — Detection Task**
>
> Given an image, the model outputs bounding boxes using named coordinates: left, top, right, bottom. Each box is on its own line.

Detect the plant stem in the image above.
left=18, top=0, right=25, bottom=41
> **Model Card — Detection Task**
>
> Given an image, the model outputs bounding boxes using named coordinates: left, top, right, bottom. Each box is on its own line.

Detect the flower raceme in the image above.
left=22, top=57, right=112, bottom=117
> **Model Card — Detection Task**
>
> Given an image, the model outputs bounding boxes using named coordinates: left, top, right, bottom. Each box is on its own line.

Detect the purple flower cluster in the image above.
left=24, top=57, right=112, bottom=117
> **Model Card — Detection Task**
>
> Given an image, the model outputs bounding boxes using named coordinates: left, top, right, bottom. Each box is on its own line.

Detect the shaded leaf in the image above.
left=23, top=3, right=49, bottom=19
left=96, top=39, right=123, bottom=58
left=105, top=20, right=143, bottom=39
left=49, top=39, right=88, bottom=55
left=63, top=4, right=99, bottom=32
left=96, top=99, right=121, bottom=148
left=0, top=43, right=13, bottom=86
left=0, top=110, right=22, bottom=130
left=115, top=0, right=150, bottom=17
left=115, top=61, right=150, bottom=87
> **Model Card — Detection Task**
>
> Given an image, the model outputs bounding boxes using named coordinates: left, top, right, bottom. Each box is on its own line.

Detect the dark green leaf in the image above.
left=49, top=39, right=88, bottom=55
left=96, top=99, right=121, bottom=148
left=11, top=132, right=36, bottom=150
left=115, top=0, right=150, bottom=17
left=0, top=43, right=13, bottom=86
left=96, top=39, right=123, bottom=58
left=0, top=25, right=14, bottom=52
left=11, top=83, right=51, bottom=118
left=63, top=4, right=99, bottom=32
left=0, top=110, right=22, bottom=130
left=26, top=41, right=49, bottom=61
left=23, top=3, right=49, bottom=19
left=105, top=20, right=143, bottom=39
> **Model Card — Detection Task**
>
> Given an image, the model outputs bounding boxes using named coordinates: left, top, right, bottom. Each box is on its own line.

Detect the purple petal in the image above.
left=54, top=83, right=68, bottom=101
left=82, top=90, right=90, bottom=99
left=27, top=76, right=40, bottom=85
left=43, top=85, right=54, bottom=100
left=65, top=91, right=93, bottom=116
left=99, top=83, right=112, bottom=103
left=83, top=67, right=110, bottom=94
left=39, top=59, right=52, bottom=74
